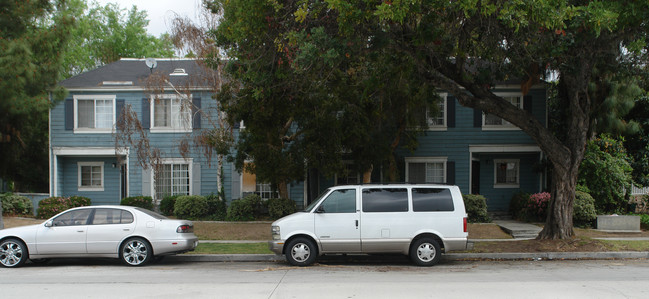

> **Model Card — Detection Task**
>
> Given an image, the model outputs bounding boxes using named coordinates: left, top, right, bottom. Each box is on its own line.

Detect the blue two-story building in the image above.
left=50, top=58, right=547, bottom=211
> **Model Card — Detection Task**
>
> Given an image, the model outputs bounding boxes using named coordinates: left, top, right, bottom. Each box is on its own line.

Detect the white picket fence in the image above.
left=631, top=185, right=649, bottom=196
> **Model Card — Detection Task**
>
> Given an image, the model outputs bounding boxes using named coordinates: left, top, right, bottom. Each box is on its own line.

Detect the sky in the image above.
left=93, top=0, right=204, bottom=37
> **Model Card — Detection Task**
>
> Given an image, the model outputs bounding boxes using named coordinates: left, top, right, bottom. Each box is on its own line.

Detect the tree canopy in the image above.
left=0, top=0, right=74, bottom=191
left=62, top=0, right=175, bottom=78
left=208, top=0, right=649, bottom=238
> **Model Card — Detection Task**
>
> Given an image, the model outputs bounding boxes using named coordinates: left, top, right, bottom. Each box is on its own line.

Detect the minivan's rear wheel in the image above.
left=120, top=238, right=152, bottom=266
left=285, top=237, right=317, bottom=266
left=410, top=238, right=441, bottom=267
left=0, top=238, right=28, bottom=268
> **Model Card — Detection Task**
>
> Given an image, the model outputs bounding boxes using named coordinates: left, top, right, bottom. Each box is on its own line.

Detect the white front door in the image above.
left=314, top=188, right=361, bottom=252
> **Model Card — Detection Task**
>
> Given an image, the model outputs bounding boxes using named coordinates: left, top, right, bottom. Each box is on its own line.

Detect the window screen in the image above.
left=412, top=188, right=454, bottom=212
left=362, top=188, right=408, bottom=212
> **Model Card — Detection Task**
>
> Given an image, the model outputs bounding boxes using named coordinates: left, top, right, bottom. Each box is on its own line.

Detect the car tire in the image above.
left=285, top=237, right=317, bottom=266
left=410, top=238, right=441, bottom=267
left=30, top=258, right=51, bottom=265
left=120, top=237, right=152, bottom=266
left=0, top=238, right=29, bottom=268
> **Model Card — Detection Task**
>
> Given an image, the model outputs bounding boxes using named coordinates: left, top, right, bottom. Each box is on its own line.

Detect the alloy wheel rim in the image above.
left=291, top=243, right=310, bottom=262
left=417, top=243, right=436, bottom=262
left=123, top=240, right=148, bottom=265
left=0, top=241, right=23, bottom=267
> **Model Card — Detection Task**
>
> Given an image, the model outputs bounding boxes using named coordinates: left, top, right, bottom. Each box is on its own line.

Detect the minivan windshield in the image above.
left=303, top=188, right=331, bottom=212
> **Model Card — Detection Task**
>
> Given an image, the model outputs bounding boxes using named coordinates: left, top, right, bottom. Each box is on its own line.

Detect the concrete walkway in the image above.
left=493, top=219, right=543, bottom=239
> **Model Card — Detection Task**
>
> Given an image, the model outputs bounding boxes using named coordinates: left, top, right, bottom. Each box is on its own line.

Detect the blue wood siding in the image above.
left=51, top=90, right=239, bottom=203
left=60, top=156, right=121, bottom=205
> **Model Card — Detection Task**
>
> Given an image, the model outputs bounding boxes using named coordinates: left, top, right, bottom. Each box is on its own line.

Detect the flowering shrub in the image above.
left=526, top=192, right=550, bottom=221
left=37, top=196, right=92, bottom=219
left=121, top=196, right=154, bottom=210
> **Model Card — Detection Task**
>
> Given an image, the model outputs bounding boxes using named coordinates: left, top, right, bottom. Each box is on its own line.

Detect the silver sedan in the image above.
left=0, top=205, right=198, bottom=267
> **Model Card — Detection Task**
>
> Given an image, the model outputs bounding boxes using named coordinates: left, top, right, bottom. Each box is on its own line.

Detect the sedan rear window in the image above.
left=135, top=207, right=167, bottom=220
left=92, top=208, right=134, bottom=224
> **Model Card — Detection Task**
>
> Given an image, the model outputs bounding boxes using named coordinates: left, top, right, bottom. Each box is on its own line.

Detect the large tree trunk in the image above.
left=537, top=159, right=580, bottom=239
left=278, top=181, right=289, bottom=199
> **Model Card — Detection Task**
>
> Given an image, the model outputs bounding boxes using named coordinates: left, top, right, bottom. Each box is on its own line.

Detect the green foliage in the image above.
left=265, top=198, right=297, bottom=219
left=0, top=193, right=33, bottom=215
left=174, top=195, right=209, bottom=219
left=0, top=0, right=74, bottom=192
left=120, top=196, right=154, bottom=210
left=578, top=135, right=633, bottom=213
left=206, top=193, right=227, bottom=221
left=160, top=195, right=181, bottom=216
left=37, top=196, right=92, bottom=219
left=633, top=214, right=649, bottom=229
left=509, top=191, right=530, bottom=221
left=573, top=191, right=598, bottom=228
left=623, top=96, right=649, bottom=186
left=462, top=194, right=491, bottom=223
left=226, top=194, right=262, bottom=221
left=61, top=0, right=175, bottom=78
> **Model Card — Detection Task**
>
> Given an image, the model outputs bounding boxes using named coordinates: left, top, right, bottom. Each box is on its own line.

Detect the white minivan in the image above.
left=269, top=184, right=469, bottom=266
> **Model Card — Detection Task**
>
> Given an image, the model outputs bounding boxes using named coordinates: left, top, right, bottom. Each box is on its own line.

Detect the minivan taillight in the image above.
left=463, top=217, right=468, bottom=233
left=177, top=224, right=193, bottom=233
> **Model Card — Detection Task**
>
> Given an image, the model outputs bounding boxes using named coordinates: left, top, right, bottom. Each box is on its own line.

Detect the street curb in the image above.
left=167, top=252, right=649, bottom=263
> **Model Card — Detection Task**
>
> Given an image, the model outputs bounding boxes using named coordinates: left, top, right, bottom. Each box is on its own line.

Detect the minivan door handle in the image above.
left=355, top=220, right=359, bottom=228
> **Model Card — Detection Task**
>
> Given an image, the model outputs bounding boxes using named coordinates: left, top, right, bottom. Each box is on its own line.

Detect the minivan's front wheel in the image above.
left=285, top=237, right=317, bottom=266
left=410, top=238, right=441, bottom=267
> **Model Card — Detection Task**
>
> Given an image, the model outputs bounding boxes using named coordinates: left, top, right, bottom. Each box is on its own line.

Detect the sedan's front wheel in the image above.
left=0, top=238, right=28, bottom=268
left=120, top=238, right=152, bottom=266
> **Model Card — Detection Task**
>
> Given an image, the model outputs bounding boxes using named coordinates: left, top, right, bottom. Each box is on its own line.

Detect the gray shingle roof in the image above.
left=60, top=58, right=213, bottom=89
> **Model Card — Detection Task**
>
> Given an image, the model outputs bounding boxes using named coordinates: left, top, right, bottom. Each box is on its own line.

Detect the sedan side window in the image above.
left=52, top=209, right=92, bottom=226
left=318, top=189, right=356, bottom=213
left=92, top=208, right=134, bottom=225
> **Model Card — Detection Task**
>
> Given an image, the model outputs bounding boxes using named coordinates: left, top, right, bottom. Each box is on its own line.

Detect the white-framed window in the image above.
left=483, top=94, right=522, bottom=130
left=74, top=95, right=115, bottom=133
left=78, top=162, right=104, bottom=191
left=405, top=157, right=447, bottom=183
left=151, top=94, right=192, bottom=132
left=494, top=159, right=520, bottom=188
left=427, top=94, right=447, bottom=130
left=154, top=159, right=192, bottom=200
left=242, top=162, right=277, bottom=200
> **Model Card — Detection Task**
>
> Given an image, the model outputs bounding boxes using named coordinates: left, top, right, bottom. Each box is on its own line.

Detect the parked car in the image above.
left=269, top=184, right=469, bottom=266
left=0, top=205, right=198, bottom=267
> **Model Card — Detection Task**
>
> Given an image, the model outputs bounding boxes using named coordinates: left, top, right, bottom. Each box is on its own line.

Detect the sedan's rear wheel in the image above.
left=120, top=238, right=152, bottom=266
left=0, top=238, right=28, bottom=268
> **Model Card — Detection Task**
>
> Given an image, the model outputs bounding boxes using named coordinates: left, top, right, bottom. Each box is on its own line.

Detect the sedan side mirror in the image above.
left=315, top=206, right=325, bottom=214
left=44, top=220, right=53, bottom=227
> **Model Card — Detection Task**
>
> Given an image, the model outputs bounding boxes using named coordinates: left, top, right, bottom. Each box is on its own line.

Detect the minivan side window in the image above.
left=362, top=188, right=408, bottom=212
left=318, top=189, right=356, bottom=213
left=412, top=188, right=455, bottom=212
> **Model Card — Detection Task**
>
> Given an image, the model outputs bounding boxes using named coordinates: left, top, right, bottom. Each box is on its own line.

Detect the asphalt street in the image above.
left=1, top=258, right=648, bottom=298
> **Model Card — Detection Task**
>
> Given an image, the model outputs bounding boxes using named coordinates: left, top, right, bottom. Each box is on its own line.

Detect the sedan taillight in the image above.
left=177, top=224, right=193, bottom=233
